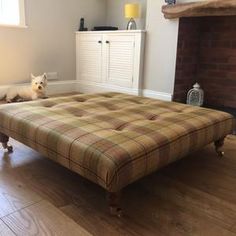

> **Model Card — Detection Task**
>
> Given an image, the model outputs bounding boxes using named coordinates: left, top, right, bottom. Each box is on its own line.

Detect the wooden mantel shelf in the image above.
left=162, top=0, right=236, bottom=19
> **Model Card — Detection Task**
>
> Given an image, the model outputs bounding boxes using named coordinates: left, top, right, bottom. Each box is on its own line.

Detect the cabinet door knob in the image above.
left=106, top=41, right=110, bottom=44
left=98, top=40, right=102, bottom=44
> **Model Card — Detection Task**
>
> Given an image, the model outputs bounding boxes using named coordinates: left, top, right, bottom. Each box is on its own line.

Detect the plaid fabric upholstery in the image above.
left=0, top=93, right=234, bottom=192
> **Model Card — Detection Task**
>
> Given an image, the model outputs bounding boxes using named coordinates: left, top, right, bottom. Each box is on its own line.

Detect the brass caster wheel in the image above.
left=214, top=138, right=225, bottom=158
left=2, top=143, right=13, bottom=153
left=110, top=207, right=123, bottom=218
left=7, top=145, right=13, bottom=153
left=216, top=150, right=224, bottom=158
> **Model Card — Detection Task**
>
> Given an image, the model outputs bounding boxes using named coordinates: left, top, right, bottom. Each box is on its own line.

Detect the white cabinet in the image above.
left=76, top=30, right=145, bottom=95
left=104, top=35, right=135, bottom=88
left=76, top=34, right=103, bottom=83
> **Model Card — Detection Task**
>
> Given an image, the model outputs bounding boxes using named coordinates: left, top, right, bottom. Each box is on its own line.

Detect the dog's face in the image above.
left=31, top=73, right=47, bottom=94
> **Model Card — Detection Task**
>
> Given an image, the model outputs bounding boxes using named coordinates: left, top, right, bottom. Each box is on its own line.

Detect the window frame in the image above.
left=0, top=0, right=27, bottom=28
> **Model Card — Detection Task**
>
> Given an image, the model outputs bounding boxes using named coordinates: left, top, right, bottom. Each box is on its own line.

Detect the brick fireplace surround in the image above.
left=173, top=16, right=236, bottom=114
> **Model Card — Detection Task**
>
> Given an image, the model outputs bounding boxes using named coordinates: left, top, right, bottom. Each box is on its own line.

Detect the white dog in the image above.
left=0, top=73, right=48, bottom=103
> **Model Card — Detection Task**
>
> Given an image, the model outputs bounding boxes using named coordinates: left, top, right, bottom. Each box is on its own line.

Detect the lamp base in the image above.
left=127, top=18, right=137, bottom=30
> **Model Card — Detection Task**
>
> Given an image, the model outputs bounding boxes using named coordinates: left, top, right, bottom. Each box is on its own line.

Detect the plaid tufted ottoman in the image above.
left=0, top=92, right=234, bottom=216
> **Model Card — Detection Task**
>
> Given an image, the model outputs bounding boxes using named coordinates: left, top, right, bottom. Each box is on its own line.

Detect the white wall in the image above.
left=143, top=0, right=203, bottom=96
left=143, top=0, right=179, bottom=96
left=106, top=0, right=147, bottom=30
left=0, top=0, right=106, bottom=85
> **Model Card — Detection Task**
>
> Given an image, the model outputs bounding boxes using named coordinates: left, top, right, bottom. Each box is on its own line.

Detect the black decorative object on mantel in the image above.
left=79, top=18, right=88, bottom=31
left=165, top=0, right=176, bottom=4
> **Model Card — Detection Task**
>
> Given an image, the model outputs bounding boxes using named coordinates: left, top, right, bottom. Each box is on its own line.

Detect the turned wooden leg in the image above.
left=107, top=192, right=123, bottom=217
left=214, top=137, right=225, bottom=158
left=0, top=133, right=13, bottom=153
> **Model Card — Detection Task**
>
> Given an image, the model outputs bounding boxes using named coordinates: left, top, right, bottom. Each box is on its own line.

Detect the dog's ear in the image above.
left=42, top=73, right=48, bottom=86
left=43, top=73, right=47, bottom=80
left=31, top=73, right=35, bottom=80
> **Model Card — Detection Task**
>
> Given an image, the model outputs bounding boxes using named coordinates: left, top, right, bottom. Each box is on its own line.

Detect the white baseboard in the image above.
left=47, top=80, right=77, bottom=95
left=76, top=81, right=173, bottom=101
left=142, top=89, right=173, bottom=101
left=76, top=81, right=140, bottom=96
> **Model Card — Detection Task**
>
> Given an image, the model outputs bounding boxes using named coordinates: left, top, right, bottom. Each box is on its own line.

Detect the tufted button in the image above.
left=147, top=115, right=159, bottom=121
left=101, top=94, right=114, bottom=98
left=114, top=123, right=128, bottom=131
left=114, top=127, right=122, bottom=131
left=114, top=129, right=122, bottom=132
left=74, top=97, right=86, bottom=102
left=41, top=102, right=55, bottom=108
left=106, top=106, right=117, bottom=111
left=127, top=99, right=143, bottom=104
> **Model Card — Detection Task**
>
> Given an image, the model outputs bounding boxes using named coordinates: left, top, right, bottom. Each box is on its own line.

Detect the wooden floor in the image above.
left=0, top=136, right=235, bottom=235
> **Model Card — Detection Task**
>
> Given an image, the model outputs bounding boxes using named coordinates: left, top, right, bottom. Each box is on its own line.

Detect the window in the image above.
left=0, top=0, right=26, bottom=27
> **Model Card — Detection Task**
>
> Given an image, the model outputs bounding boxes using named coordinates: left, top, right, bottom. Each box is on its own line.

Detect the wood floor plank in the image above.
left=0, top=220, right=14, bottom=236
left=161, top=143, right=236, bottom=206
left=122, top=185, right=235, bottom=236
left=2, top=200, right=91, bottom=236
left=165, top=161, right=236, bottom=205
left=140, top=174, right=236, bottom=233
left=231, top=224, right=236, bottom=234
left=1, top=142, right=86, bottom=208
left=61, top=204, right=151, bottom=236
left=60, top=177, right=158, bottom=236
left=0, top=141, right=41, bottom=172
left=14, top=154, right=102, bottom=208
left=0, top=171, right=42, bottom=218
left=60, top=187, right=162, bottom=236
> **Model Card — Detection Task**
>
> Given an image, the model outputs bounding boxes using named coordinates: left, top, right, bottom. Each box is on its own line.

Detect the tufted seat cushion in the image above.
left=0, top=92, right=234, bottom=192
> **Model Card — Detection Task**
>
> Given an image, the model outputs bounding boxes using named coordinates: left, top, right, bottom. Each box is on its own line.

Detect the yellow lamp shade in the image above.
left=125, top=3, right=140, bottom=19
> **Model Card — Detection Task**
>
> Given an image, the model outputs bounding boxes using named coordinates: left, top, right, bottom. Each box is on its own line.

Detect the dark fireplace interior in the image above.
left=173, top=16, right=236, bottom=117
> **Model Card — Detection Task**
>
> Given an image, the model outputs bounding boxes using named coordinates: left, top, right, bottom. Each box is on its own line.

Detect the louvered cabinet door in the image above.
left=104, top=35, right=135, bottom=88
left=76, top=34, right=103, bottom=83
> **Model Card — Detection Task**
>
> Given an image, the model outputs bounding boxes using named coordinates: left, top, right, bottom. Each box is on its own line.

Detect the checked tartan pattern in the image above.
left=0, top=92, right=234, bottom=192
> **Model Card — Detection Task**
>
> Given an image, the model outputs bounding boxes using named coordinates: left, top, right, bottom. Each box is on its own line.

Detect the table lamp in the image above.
left=125, top=3, right=140, bottom=30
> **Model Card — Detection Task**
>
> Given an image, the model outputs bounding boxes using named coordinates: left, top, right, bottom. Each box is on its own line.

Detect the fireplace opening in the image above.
left=173, top=16, right=236, bottom=118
